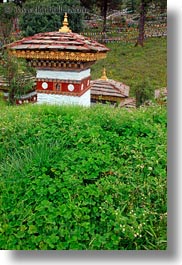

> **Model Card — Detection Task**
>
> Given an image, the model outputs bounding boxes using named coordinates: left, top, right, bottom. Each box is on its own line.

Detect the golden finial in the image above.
left=100, top=67, right=108, bottom=81
left=59, top=13, right=72, bottom=33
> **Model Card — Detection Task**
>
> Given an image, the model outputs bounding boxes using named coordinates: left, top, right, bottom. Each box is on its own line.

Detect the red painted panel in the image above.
left=80, top=77, right=90, bottom=92
left=37, top=81, right=53, bottom=91
left=82, top=77, right=90, bottom=89
left=36, top=77, right=91, bottom=96
left=61, top=83, right=80, bottom=93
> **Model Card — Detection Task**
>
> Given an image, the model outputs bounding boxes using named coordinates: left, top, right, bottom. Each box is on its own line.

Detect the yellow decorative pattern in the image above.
left=9, top=50, right=107, bottom=61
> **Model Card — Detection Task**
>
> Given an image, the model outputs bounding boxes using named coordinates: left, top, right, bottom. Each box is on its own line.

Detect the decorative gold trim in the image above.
left=9, top=50, right=107, bottom=61
left=100, top=67, right=108, bottom=81
left=91, top=94, right=125, bottom=102
left=59, top=13, right=72, bottom=33
left=37, top=78, right=82, bottom=84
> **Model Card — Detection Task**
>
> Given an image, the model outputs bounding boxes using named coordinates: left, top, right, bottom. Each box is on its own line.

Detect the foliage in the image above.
left=11, top=1, right=26, bottom=7
left=133, top=0, right=167, bottom=46
left=0, top=103, right=167, bottom=250
left=133, top=78, right=154, bottom=107
left=81, top=0, right=123, bottom=32
left=124, top=0, right=137, bottom=13
left=19, top=0, right=84, bottom=36
left=125, top=0, right=167, bottom=15
left=0, top=50, right=36, bottom=104
left=0, top=2, right=18, bottom=45
left=0, top=92, right=6, bottom=107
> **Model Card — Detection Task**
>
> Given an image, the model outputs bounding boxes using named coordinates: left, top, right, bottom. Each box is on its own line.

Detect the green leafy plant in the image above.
left=0, top=104, right=167, bottom=250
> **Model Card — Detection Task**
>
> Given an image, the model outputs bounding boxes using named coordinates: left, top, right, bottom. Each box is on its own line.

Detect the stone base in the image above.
left=37, top=89, right=90, bottom=107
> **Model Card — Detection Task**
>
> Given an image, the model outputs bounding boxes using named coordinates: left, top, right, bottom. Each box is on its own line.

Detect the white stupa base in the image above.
left=37, top=89, right=90, bottom=107
left=37, top=69, right=90, bottom=80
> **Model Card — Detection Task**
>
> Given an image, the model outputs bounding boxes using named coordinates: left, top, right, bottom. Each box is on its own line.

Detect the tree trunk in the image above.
left=131, top=0, right=135, bottom=12
left=9, top=90, right=16, bottom=105
left=135, top=1, right=147, bottom=47
left=102, top=0, right=108, bottom=33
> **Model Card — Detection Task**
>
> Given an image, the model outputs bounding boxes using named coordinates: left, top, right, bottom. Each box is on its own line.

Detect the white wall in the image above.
left=37, top=69, right=90, bottom=80
left=37, top=89, right=90, bottom=107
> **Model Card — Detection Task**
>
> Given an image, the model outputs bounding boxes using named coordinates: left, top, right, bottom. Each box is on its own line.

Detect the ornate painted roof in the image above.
left=91, top=68, right=130, bottom=99
left=7, top=32, right=109, bottom=52
left=7, top=13, right=109, bottom=62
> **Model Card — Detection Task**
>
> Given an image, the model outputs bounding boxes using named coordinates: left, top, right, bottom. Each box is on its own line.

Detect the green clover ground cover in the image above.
left=0, top=104, right=167, bottom=250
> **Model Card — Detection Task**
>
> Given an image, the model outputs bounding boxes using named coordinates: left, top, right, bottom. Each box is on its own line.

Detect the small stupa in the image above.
left=7, top=13, right=109, bottom=106
left=91, top=68, right=130, bottom=105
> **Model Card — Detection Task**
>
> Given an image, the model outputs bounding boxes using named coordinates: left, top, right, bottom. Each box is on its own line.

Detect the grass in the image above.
left=0, top=103, right=167, bottom=250
left=0, top=35, right=167, bottom=250
left=91, top=37, right=167, bottom=96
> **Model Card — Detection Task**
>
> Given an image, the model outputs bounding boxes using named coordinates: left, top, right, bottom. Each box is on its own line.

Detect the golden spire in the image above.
left=100, top=67, right=108, bottom=81
left=59, top=13, right=72, bottom=33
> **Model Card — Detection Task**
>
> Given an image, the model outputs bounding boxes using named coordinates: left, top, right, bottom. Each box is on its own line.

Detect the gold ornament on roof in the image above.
left=59, top=13, right=72, bottom=33
left=9, top=49, right=107, bottom=61
left=100, top=67, right=108, bottom=81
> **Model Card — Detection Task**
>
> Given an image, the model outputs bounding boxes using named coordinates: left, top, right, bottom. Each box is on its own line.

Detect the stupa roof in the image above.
left=91, top=68, right=130, bottom=99
left=7, top=31, right=109, bottom=52
left=0, top=76, right=8, bottom=91
left=7, top=13, right=109, bottom=62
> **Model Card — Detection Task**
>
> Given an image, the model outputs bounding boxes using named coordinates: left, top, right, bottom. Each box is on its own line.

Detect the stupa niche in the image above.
left=7, top=13, right=109, bottom=106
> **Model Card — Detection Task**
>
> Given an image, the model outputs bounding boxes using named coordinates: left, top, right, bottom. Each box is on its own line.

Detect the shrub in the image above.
left=0, top=104, right=167, bottom=250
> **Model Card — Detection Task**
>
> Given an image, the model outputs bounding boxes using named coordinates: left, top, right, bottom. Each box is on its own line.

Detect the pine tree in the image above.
left=0, top=2, right=18, bottom=45
left=19, top=0, right=84, bottom=36
left=135, top=0, right=167, bottom=47
left=0, top=49, right=35, bottom=104
left=81, top=0, right=123, bottom=32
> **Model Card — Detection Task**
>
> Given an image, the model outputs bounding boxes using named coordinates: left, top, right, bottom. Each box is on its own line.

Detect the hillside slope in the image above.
left=91, top=37, right=167, bottom=96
